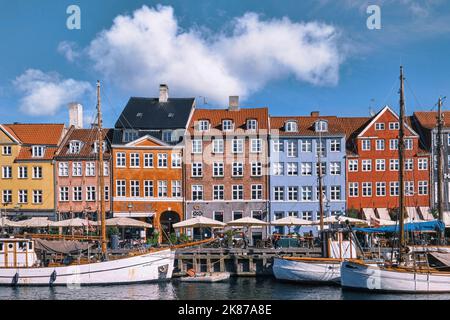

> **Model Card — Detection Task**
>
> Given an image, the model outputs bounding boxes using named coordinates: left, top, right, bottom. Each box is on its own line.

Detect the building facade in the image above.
left=184, top=98, right=270, bottom=242
left=0, top=124, right=65, bottom=218
left=54, top=127, right=113, bottom=220
left=269, top=113, right=347, bottom=234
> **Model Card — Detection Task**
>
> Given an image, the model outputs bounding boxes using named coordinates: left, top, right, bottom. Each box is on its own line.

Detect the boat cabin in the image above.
left=0, top=239, right=37, bottom=268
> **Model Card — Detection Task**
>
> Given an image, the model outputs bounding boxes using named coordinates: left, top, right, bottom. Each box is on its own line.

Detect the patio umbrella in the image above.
left=173, top=216, right=226, bottom=229
left=53, top=218, right=94, bottom=227
left=0, top=218, right=21, bottom=228
left=271, top=216, right=313, bottom=226
left=337, top=216, right=368, bottom=225
left=227, top=217, right=268, bottom=246
left=15, top=217, right=54, bottom=228
left=104, top=217, right=152, bottom=228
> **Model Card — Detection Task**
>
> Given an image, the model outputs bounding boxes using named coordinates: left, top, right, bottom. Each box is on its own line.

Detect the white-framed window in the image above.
left=232, top=162, right=243, bottom=177
left=330, top=186, right=341, bottom=201
left=376, top=139, right=385, bottom=150
left=158, top=153, right=168, bottom=168
left=349, top=182, right=358, bottom=197
left=273, top=163, right=284, bottom=176
left=252, top=210, right=264, bottom=221
left=405, top=158, right=413, bottom=171
left=247, top=119, right=258, bottom=130
left=348, top=159, right=358, bottom=172
left=272, top=140, right=283, bottom=152
left=72, top=162, right=82, bottom=176
left=390, top=139, right=399, bottom=150
left=390, top=159, right=399, bottom=171
left=58, top=162, right=68, bottom=177
left=232, top=211, right=243, bottom=220
left=213, top=162, right=224, bottom=177
left=390, top=181, right=399, bottom=196
left=116, top=153, right=126, bottom=167
left=405, top=181, right=414, bottom=196
left=32, top=190, right=43, bottom=204
left=213, top=185, right=224, bottom=200
left=362, top=182, right=372, bottom=197
left=116, top=180, right=126, bottom=197
left=130, top=180, right=140, bottom=197
left=316, top=140, right=325, bottom=157
left=418, top=158, right=428, bottom=170
left=287, top=141, right=297, bottom=157
left=316, top=186, right=326, bottom=201
left=2, top=190, right=12, bottom=204
left=361, top=139, right=371, bottom=151
left=214, top=211, right=224, bottom=222
left=375, top=123, right=385, bottom=130
left=93, top=141, right=106, bottom=154
left=232, top=138, right=243, bottom=154
left=389, top=122, right=399, bottom=130
left=73, top=186, right=82, bottom=201
left=301, top=162, right=312, bottom=176
left=301, top=186, right=312, bottom=201
left=103, top=161, right=109, bottom=177
left=192, top=140, right=202, bottom=154
left=31, top=146, right=45, bottom=158
left=192, top=162, right=203, bottom=177
left=172, top=180, right=182, bottom=198
left=330, top=162, right=341, bottom=175
left=316, top=162, right=326, bottom=176
left=251, top=184, right=263, bottom=200
left=18, top=166, right=28, bottom=179
left=32, top=166, right=42, bottom=179
left=59, top=187, right=69, bottom=202
left=273, top=187, right=284, bottom=201
left=18, top=189, right=28, bottom=204
left=362, top=159, right=372, bottom=172
left=104, top=185, right=109, bottom=201
left=285, top=121, right=297, bottom=132
left=144, top=153, right=153, bottom=168
left=69, top=141, right=82, bottom=154
left=376, top=182, right=386, bottom=197
left=171, top=153, right=182, bottom=168
left=222, top=120, right=233, bottom=131
left=232, top=185, right=243, bottom=200
left=158, top=181, right=168, bottom=197
left=213, top=139, right=224, bottom=154
left=86, top=186, right=96, bottom=201
left=405, top=139, right=413, bottom=150
left=287, top=186, right=298, bottom=201
left=286, top=162, right=298, bottom=176
left=418, top=181, right=428, bottom=195
left=315, top=120, right=328, bottom=132
left=192, top=185, right=203, bottom=201
left=198, top=120, right=209, bottom=132
left=123, top=130, right=138, bottom=142
left=2, top=146, right=12, bottom=155
left=251, top=139, right=262, bottom=153
left=86, top=162, right=95, bottom=176
left=300, top=139, right=312, bottom=152
left=330, top=139, right=341, bottom=152
left=2, top=166, right=12, bottom=179
left=376, top=159, right=385, bottom=171
left=302, top=211, right=313, bottom=221
left=162, top=130, right=172, bottom=143
left=251, top=162, right=262, bottom=176
left=144, top=180, right=153, bottom=197
left=130, top=153, right=140, bottom=168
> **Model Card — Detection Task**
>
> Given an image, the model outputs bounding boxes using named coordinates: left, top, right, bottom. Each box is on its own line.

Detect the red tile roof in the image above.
left=56, top=127, right=112, bottom=160
left=4, top=124, right=65, bottom=145
left=413, top=111, right=450, bottom=129
left=15, top=146, right=59, bottom=161
left=270, top=115, right=346, bottom=136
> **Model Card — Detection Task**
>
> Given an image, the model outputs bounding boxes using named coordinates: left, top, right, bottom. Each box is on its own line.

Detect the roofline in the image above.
left=123, top=134, right=171, bottom=147
left=0, top=125, right=21, bottom=144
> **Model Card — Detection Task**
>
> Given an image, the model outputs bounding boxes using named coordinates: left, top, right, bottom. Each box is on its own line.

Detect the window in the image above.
left=144, top=153, right=153, bottom=168
left=213, top=185, right=224, bottom=200
left=405, top=159, right=413, bottom=171
left=272, top=140, right=283, bottom=152
left=130, top=153, right=140, bottom=168
left=171, top=153, right=182, bottom=168
left=376, top=182, right=386, bottom=197
left=330, top=186, right=341, bottom=201
left=448, top=134, right=450, bottom=146
left=104, top=186, right=109, bottom=201
left=32, top=146, right=45, bottom=158
left=158, top=181, right=168, bottom=197
left=316, top=186, right=326, bottom=201
left=222, top=120, right=233, bottom=131
left=130, top=180, right=140, bottom=197
left=287, top=162, right=298, bottom=176
left=273, top=163, right=284, bottom=176
left=116, top=153, right=126, bottom=167
left=362, top=159, right=372, bottom=172
left=86, top=162, right=95, bottom=176
left=214, top=211, right=224, bottom=222
left=389, top=122, right=399, bottom=130
left=273, top=187, right=284, bottom=201
left=390, top=182, right=399, bottom=196
left=251, top=162, right=262, bottom=176
left=18, top=190, right=28, bottom=204
left=301, top=186, right=312, bottom=201
left=405, top=181, right=414, bottom=196
left=72, top=162, right=82, bottom=176
left=172, top=180, right=182, bottom=197
left=233, top=211, right=243, bottom=220
left=32, top=190, right=43, bottom=204
left=251, top=139, right=262, bottom=153
left=418, top=158, right=428, bottom=170
left=405, top=139, right=413, bottom=150
left=192, top=140, right=202, bottom=154
left=361, top=140, right=371, bottom=151
left=330, top=162, right=341, bottom=175
left=192, top=163, right=203, bottom=177
left=316, top=162, right=326, bottom=176
left=390, top=139, right=398, bottom=150
left=213, top=139, right=224, bottom=154
left=315, top=120, right=328, bottom=132
left=192, top=185, right=203, bottom=201
left=116, top=180, right=126, bottom=197
left=349, top=183, right=358, bottom=197
left=18, top=166, right=28, bottom=179
left=73, top=186, right=82, bottom=201
left=287, top=187, right=298, bottom=201
left=2, top=146, right=11, bottom=155
left=144, top=180, right=153, bottom=197
left=232, top=185, right=243, bottom=200
left=348, top=160, right=358, bottom=172
left=32, top=166, right=42, bottom=179
left=158, top=153, right=168, bottom=168
left=418, top=181, right=428, bottom=195
left=330, top=139, right=341, bottom=152
left=251, top=185, right=263, bottom=200
left=58, top=162, right=68, bottom=177
left=2, top=190, right=12, bottom=204
left=232, top=138, right=243, bottom=153
left=300, top=140, right=312, bottom=152
left=390, top=159, right=399, bottom=171
left=301, top=162, right=312, bottom=176
left=162, top=130, right=172, bottom=142
left=69, top=141, right=82, bottom=154
left=316, top=140, right=325, bottom=157
left=302, top=211, right=313, bottom=221
left=213, top=162, right=224, bottom=177
left=285, top=121, right=297, bottom=132
left=287, top=141, right=297, bottom=157
left=376, top=139, right=385, bottom=151
left=362, top=182, right=372, bottom=197
left=93, top=141, right=106, bottom=154
left=2, top=166, right=12, bottom=179
left=376, top=159, right=385, bottom=171
left=86, top=186, right=96, bottom=201
left=198, top=120, right=209, bottom=132
left=232, top=162, right=243, bottom=177
left=287, top=211, right=298, bottom=217
left=123, top=130, right=138, bottom=142
left=252, top=210, right=263, bottom=221
left=247, top=119, right=258, bottom=130
left=103, top=161, right=109, bottom=177
left=59, top=187, right=69, bottom=202
left=375, top=123, right=385, bottom=130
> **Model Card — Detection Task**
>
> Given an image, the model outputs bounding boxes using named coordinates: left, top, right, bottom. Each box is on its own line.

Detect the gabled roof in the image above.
left=3, top=123, right=64, bottom=145
left=413, top=111, right=450, bottom=130
left=0, top=125, right=21, bottom=143
left=15, top=146, right=59, bottom=161
left=123, top=134, right=171, bottom=147
left=114, top=97, right=195, bottom=130
left=269, top=115, right=345, bottom=136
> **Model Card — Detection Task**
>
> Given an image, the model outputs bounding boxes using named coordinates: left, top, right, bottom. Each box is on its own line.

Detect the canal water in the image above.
left=0, top=277, right=449, bottom=300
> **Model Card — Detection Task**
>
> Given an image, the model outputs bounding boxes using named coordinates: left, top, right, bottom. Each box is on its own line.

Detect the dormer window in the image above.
left=315, top=120, right=328, bottom=132
left=285, top=121, right=298, bottom=132
left=94, top=141, right=106, bottom=153
left=123, top=130, right=139, bottom=143
left=247, top=119, right=258, bottom=130
left=69, top=141, right=83, bottom=154
left=32, top=146, right=45, bottom=158
left=222, top=120, right=234, bottom=131
left=198, top=120, right=209, bottom=132
left=162, top=130, right=172, bottom=142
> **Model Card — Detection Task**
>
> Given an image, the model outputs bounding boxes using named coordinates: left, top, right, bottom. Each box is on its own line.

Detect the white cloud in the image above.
left=57, top=41, right=81, bottom=62
left=13, top=69, right=92, bottom=116
left=86, top=5, right=344, bottom=105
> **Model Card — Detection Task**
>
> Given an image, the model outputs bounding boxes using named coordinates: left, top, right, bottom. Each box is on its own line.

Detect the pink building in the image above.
left=54, top=126, right=112, bottom=220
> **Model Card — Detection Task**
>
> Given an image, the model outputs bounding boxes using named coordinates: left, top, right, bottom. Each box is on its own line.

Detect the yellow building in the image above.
left=0, top=124, right=65, bottom=218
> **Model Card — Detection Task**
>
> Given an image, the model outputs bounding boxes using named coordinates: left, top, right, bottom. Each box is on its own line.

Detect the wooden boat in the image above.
left=180, top=272, right=231, bottom=283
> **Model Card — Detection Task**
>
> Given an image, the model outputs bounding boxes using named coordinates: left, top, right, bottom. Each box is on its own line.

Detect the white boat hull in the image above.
left=341, top=260, right=450, bottom=293
left=0, top=249, right=174, bottom=286
left=273, top=258, right=341, bottom=284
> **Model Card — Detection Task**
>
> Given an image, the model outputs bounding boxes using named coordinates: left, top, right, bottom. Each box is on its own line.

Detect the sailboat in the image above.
left=0, top=81, right=176, bottom=286
left=340, top=67, right=450, bottom=293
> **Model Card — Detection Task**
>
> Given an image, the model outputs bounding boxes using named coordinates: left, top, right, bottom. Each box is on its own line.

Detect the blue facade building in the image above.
left=269, top=112, right=347, bottom=235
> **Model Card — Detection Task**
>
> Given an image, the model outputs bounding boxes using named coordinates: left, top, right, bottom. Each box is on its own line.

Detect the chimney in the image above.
left=159, top=84, right=169, bottom=103
left=228, top=96, right=239, bottom=111
left=68, top=102, right=83, bottom=129
left=311, top=111, right=320, bottom=117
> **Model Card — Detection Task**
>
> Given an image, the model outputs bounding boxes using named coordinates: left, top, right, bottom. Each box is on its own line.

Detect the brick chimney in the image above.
left=68, top=102, right=83, bottom=129
left=228, top=96, right=239, bottom=111
left=311, top=111, right=320, bottom=117
left=159, top=84, right=169, bottom=103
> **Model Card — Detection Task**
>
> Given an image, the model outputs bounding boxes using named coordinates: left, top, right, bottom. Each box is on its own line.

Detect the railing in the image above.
left=14, top=233, right=101, bottom=241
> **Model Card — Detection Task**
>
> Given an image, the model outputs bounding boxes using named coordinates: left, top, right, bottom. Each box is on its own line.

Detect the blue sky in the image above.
left=1, top=0, right=450, bottom=127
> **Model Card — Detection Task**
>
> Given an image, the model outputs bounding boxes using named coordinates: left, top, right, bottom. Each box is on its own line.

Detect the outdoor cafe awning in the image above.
left=15, top=217, right=54, bottom=228
left=354, top=220, right=445, bottom=234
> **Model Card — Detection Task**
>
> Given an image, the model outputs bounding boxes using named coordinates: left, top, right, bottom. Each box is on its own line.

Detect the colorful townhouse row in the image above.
left=0, top=84, right=448, bottom=240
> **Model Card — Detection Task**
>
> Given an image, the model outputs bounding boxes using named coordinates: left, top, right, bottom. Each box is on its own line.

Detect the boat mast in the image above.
left=96, top=81, right=107, bottom=255
left=436, top=96, right=445, bottom=244
left=398, top=66, right=406, bottom=261
left=318, top=130, right=324, bottom=234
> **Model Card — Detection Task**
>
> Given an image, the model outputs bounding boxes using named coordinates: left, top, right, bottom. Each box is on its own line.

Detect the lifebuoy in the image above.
left=158, top=264, right=168, bottom=273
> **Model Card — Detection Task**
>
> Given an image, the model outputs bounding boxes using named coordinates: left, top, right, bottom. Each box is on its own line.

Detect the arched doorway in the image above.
left=159, top=211, right=180, bottom=243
